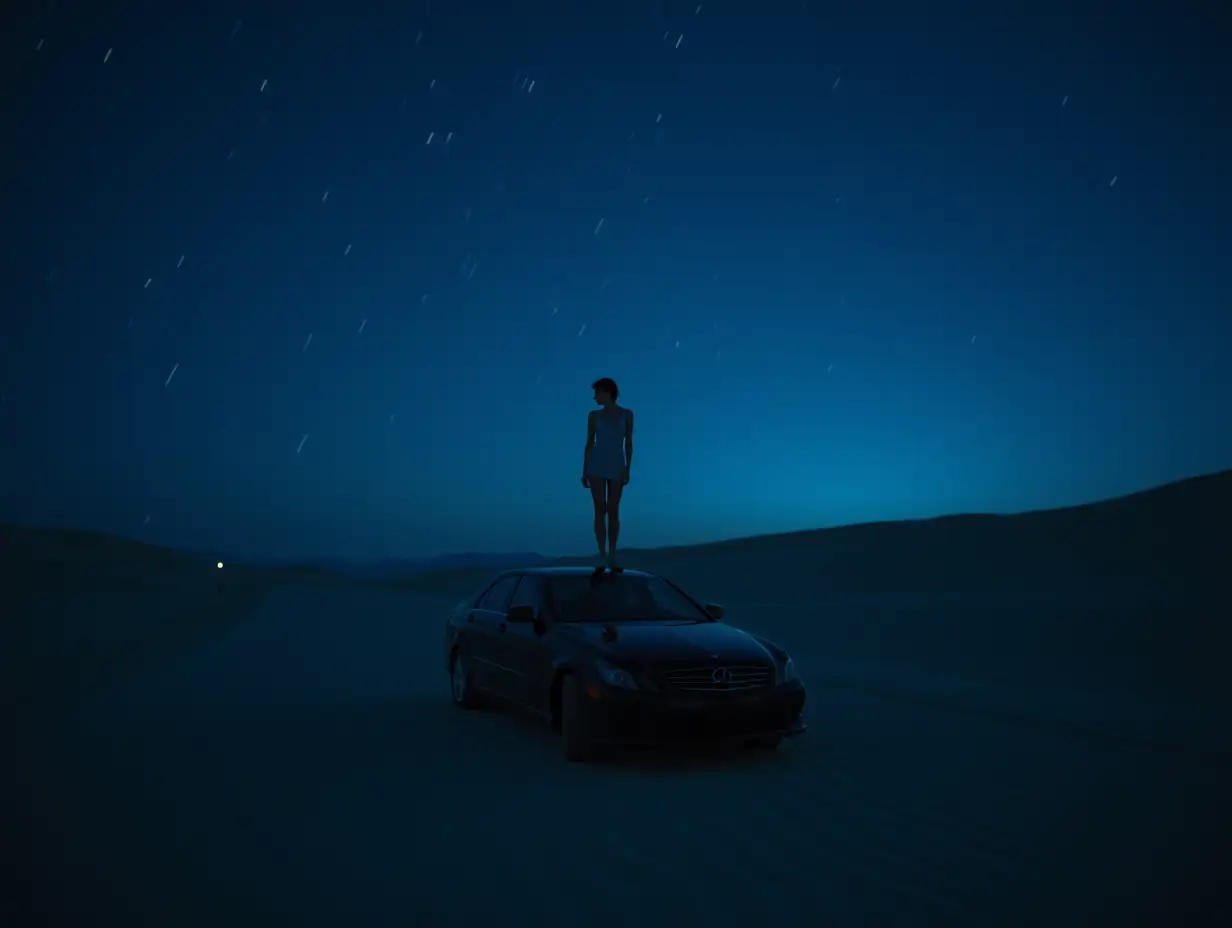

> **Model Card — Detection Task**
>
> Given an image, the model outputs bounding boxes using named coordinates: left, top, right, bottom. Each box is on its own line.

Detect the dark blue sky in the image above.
left=3, top=1, right=1229, bottom=559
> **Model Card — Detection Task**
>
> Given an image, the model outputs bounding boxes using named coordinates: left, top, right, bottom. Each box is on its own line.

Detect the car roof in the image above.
left=496, top=565, right=655, bottom=580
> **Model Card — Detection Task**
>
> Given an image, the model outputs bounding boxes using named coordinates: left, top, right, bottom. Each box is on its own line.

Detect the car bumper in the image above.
left=587, top=681, right=807, bottom=747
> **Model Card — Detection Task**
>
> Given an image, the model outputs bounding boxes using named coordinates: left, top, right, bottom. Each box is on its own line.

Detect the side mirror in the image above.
left=704, top=603, right=724, bottom=620
left=507, top=604, right=536, bottom=623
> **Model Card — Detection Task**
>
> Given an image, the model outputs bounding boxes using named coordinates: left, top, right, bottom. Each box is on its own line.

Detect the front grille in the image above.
left=660, top=662, right=774, bottom=692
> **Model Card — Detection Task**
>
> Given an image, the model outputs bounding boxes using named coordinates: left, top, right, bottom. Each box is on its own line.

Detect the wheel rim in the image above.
left=451, top=655, right=466, bottom=702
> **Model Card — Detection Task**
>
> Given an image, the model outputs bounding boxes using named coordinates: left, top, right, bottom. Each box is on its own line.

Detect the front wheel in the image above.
left=450, top=650, right=484, bottom=710
left=560, top=676, right=599, bottom=762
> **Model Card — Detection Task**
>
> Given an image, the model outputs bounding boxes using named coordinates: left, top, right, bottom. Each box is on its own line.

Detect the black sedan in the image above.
left=443, top=566, right=807, bottom=761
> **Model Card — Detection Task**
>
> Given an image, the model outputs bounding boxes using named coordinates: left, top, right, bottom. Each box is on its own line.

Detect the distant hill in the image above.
left=395, top=468, right=1232, bottom=599
left=608, top=467, right=1232, bottom=598
left=1, top=528, right=550, bottom=588
left=3, top=468, right=1229, bottom=597
left=0, top=526, right=346, bottom=595
left=203, top=552, right=552, bottom=580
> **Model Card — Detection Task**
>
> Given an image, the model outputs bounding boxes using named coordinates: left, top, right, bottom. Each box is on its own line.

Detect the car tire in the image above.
left=450, top=650, right=484, bottom=710
left=560, top=675, right=597, bottom=762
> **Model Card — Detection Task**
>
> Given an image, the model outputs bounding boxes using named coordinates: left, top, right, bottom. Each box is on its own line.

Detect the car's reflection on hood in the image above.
left=555, top=618, right=774, bottom=664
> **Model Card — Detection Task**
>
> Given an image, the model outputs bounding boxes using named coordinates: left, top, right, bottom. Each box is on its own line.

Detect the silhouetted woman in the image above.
left=582, top=377, right=634, bottom=566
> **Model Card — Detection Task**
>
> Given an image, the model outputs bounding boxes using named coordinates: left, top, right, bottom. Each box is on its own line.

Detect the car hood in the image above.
left=562, top=620, right=773, bottom=664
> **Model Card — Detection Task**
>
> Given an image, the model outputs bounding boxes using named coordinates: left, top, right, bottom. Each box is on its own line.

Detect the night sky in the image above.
left=3, top=1, right=1229, bottom=560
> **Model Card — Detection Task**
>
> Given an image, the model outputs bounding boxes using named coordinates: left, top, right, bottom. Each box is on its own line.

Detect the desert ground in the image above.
left=7, top=474, right=1229, bottom=926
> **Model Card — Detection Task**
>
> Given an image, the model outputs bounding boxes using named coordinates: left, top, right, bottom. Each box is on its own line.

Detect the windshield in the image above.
left=547, top=573, right=708, bottom=622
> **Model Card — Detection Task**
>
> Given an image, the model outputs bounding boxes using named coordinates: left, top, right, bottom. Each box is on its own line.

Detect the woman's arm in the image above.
left=583, top=411, right=596, bottom=476
left=623, top=410, right=635, bottom=477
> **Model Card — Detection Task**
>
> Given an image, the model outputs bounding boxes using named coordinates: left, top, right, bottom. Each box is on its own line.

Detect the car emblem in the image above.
left=711, top=667, right=732, bottom=685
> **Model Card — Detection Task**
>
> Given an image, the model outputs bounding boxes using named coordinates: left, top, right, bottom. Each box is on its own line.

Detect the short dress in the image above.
left=586, top=409, right=629, bottom=481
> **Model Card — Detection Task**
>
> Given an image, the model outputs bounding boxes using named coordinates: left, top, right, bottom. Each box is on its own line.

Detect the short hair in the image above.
left=592, top=377, right=619, bottom=400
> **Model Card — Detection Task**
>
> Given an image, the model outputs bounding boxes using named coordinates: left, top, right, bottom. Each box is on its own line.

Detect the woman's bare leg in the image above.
left=606, top=479, right=624, bottom=565
left=589, top=479, right=608, bottom=558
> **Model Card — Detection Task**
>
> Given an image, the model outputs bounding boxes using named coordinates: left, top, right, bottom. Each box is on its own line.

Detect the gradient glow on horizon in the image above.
left=2, top=1, right=1229, bottom=560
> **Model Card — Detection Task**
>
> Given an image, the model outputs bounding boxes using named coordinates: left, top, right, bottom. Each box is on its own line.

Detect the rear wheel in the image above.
left=450, top=650, right=484, bottom=710
left=560, top=676, right=598, bottom=762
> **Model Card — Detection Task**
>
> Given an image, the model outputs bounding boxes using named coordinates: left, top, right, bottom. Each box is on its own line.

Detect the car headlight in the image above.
left=780, top=656, right=798, bottom=684
left=595, top=659, right=638, bottom=690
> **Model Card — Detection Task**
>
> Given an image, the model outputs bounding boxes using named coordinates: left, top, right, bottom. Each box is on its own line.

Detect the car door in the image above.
left=496, top=575, right=555, bottom=715
left=466, top=575, right=521, bottom=696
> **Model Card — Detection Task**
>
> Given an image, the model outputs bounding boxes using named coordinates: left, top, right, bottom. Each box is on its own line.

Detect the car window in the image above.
left=476, top=575, right=519, bottom=613
left=547, top=573, right=705, bottom=622
left=508, top=575, right=540, bottom=611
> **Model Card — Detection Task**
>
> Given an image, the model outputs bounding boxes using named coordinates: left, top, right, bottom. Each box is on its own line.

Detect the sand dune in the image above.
left=7, top=471, right=1230, bottom=925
